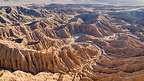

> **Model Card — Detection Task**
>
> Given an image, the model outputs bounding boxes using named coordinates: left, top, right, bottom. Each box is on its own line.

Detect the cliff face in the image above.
left=0, top=39, right=101, bottom=73
left=0, top=5, right=144, bottom=81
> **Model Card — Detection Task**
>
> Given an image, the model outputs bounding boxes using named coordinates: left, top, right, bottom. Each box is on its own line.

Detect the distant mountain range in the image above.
left=1, top=0, right=144, bottom=6
left=96, top=0, right=144, bottom=5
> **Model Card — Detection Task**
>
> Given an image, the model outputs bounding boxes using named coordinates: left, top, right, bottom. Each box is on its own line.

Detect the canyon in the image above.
left=0, top=4, right=144, bottom=81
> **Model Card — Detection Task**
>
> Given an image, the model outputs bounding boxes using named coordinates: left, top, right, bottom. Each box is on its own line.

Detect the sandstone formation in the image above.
left=0, top=4, right=144, bottom=81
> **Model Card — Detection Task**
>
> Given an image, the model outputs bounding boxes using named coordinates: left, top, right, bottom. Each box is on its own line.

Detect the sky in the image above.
left=0, top=0, right=144, bottom=6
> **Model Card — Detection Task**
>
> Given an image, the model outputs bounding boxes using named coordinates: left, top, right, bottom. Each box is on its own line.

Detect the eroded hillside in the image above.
left=0, top=4, right=144, bottom=81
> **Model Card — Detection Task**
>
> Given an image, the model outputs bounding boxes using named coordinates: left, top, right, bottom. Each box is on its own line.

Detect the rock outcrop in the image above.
left=0, top=39, right=101, bottom=74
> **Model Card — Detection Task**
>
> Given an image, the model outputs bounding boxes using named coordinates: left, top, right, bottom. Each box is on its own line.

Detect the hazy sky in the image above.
left=1, top=0, right=144, bottom=6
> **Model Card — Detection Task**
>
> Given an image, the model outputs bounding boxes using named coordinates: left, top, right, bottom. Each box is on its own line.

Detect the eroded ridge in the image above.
left=0, top=5, right=144, bottom=81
